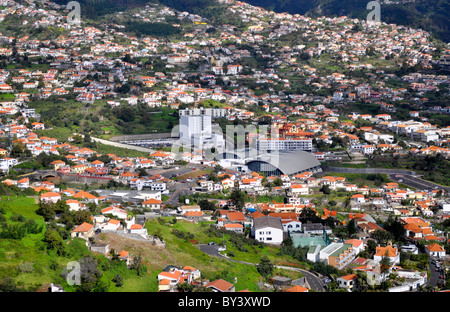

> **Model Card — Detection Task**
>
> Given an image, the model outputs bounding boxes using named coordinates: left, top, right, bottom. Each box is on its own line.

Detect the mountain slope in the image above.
left=53, top=0, right=219, bottom=18
left=244, top=0, right=450, bottom=42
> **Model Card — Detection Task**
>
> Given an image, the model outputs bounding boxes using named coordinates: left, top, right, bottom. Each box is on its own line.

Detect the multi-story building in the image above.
left=257, top=137, right=313, bottom=152
left=319, top=243, right=356, bottom=270
left=178, top=114, right=224, bottom=149
left=179, top=108, right=228, bottom=118
left=252, top=215, right=284, bottom=245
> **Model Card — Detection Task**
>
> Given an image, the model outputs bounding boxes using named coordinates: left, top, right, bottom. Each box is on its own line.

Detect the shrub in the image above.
left=256, top=256, right=274, bottom=279
left=171, top=228, right=194, bottom=241
left=112, top=274, right=123, bottom=287
left=17, top=262, right=34, bottom=273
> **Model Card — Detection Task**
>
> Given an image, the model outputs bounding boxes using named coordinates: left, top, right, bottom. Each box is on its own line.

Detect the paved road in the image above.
left=91, top=136, right=156, bottom=153
left=324, top=166, right=417, bottom=176
left=198, top=244, right=326, bottom=292
left=324, top=166, right=449, bottom=192
left=428, top=257, right=446, bottom=288
left=274, top=265, right=326, bottom=292
left=166, top=185, right=195, bottom=205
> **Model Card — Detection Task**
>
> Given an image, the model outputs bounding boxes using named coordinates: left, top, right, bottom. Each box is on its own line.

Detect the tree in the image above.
left=198, top=199, right=216, bottom=211
left=360, top=239, right=378, bottom=259
left=279, top=237, right=295, bottom=257
left=354, top=271, right=369, bottom=292
left=112, top=274, right=123, bottom=287
left=299, top=207, right=321, bottom=224
left=131, top=254, right=147, bottom=276
left=76, top=255, right=102, bottom=292
left=229, top=188, right=245, bottom=210
left=380, top=254, right=392, bottom=281
left=10, top=142, right=29, bottom=158
left=72, top=134, right=84, bottom=144
left=44, top=228, right=65, bottom=256
left=177, top=282, right=195, bottom=292
left=383, top=216, right=405, bottom=242
left=256, top=256, right=274, bottom=279
left=73, top=210, right=93, bottom=225
left=63, top=233, right=86, bottom=254
left=0, top=277, right=17, bottom=292
left=373, top=229, right=393, bottom=246
left=273, top=178, right=283, bottom=187
left=320, top=185, right=331, bottom=194
left=346, top=219, right=357, bottom=237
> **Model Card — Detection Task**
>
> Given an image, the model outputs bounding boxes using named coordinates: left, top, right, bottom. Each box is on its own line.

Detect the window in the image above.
left=266, top=231, right=271, bottom=235
left=266, top=237, right=272, bottom=241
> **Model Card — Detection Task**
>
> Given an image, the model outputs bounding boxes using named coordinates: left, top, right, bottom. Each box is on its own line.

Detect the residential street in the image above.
left=428, top=257, right=446, bottom=289
left=198, top=244, right=327, bottom=292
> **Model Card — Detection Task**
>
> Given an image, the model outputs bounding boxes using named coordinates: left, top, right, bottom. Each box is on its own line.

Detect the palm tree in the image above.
left=380, top=253, right=392, bottom=283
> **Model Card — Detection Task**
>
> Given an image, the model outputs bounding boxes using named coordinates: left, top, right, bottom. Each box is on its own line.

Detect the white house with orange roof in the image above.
left=362, top=145, right=376, bottom=155
left=337, top=274, right=358, bottom=292
left=268, top=212, right=301, bottom=233
left=350, top=194, right=366, bottom=204
left=375, top=114, right=392, bottom=121
left=40, top=191, right=61, bottom=203
left=157, top=265, right=201, bottom=292
left=374, top=245, right=400, bottom=265
left=224, top=223, right=244, bottom=233
left=425, top=243, right=446, bottom=258
left=90, top=160, right=104, bottom=168
left=71, top=222, right=94, bottom=240
left=50, top=160, right=66, bottom=171
left=128, top=223, right=149, bottom=238
left=205, top=279, right=235, bottom=292
left=66, top=199, right=86, bottom=212
left=142, top=198, right=162, bottom=210
left=102, top=219, right=121, bottom=231
left=17, top=178, right=30, bottom=189
left=101, top=206, right=127, bottom=219
left=221, top=178, right=235, bottom=189
left=290, top=183, right=309, bottom=195
left=345, top=239, right=366, bottom=255
left=320, top=176, right=346, bottom=190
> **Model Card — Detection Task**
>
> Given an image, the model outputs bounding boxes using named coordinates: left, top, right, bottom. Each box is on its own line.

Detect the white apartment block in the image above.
left=257, top=138, right=312, bottom=152
left=178, top=114, right=224, bottom=149
left=179, top=108, right=228, bottom=118
left=179, top=115, right=212, bottom=145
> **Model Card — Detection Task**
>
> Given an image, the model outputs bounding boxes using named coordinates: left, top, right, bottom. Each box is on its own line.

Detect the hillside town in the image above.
left=0, top=0, right=448, bottom=294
